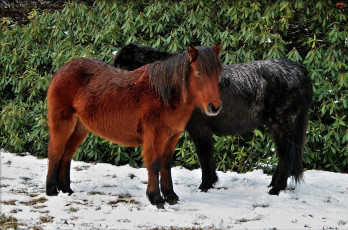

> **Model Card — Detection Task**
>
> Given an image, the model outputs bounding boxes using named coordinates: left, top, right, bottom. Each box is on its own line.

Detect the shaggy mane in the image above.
left=147, top=46, right=222, bottom=104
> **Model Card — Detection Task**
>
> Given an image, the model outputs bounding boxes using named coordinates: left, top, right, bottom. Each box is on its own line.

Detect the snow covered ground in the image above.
left=1, top=150, right=347, bottom=229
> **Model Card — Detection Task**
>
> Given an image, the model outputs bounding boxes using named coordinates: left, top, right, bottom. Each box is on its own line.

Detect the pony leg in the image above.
left=46, top=114, right=77, bottom=196
left=160, top=133, right=181, bottom=205
left=268, top=133, right=295, bottom=195
left=268, top=112, right=307, bottom=195
left=187, top=128, right=217, bottom=192
left=142, top=129, right=167, bottom=208
left=58, top=118, right=89, bottom=194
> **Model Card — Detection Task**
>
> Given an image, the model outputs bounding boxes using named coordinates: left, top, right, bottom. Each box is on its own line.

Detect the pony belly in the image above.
left=94, top=127, right=143, bottom=147
left=77, top=112, right=144, bottom=147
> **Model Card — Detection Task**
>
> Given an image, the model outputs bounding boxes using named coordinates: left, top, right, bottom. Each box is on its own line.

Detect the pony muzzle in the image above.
left=205, top=102, right=222, bottom=116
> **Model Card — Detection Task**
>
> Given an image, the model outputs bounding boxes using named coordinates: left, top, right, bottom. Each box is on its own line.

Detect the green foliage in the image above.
left=1, top=0, right=347, bottom=173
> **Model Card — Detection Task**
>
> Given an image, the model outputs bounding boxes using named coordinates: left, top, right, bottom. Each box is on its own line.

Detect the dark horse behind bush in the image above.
left=113, top=43, right=313, bottom=195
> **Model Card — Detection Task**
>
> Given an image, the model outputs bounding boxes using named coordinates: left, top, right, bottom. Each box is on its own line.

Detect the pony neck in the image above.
left=147, top=53, right=190, bottom=105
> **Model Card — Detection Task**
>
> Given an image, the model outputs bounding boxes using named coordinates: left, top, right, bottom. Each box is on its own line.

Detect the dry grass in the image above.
left=20, top=197, right=47, bottom=206
left=0, top=214, right=27, bottom=229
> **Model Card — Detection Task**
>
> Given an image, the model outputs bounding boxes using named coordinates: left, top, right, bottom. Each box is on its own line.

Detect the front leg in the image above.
left=160, top=133, right=181, bottom=205
left=146, top=158, right=165, bottom=208
left=187, top=129, right=218, bottom=192
left=142, top=129, right=167, bottom=209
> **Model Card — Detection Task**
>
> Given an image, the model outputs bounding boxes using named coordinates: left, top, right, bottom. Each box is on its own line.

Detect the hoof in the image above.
left=166, top=198, right=179, bottom=205
left=164, top=192, right=179, bottom=205
left=147, top=191, right=165, bottom=208
left=198, top=183, right=214, bottom=192
left=58, top=183, right=74, bottom=195
left=156, top=203, right=165, bottom=209
left=62, top=187, right=74, bottom=195
left=46, top=186, right=59, bottom=196
left=199, top=174, right=218, bottom=192
left=268, top=187, right=280, bottom=196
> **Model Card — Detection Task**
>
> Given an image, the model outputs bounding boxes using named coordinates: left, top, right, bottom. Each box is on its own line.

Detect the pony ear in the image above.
left=125, top=43, right=135, bottom=49
left=187, top=44, right=198, bottom=62
left=212, top=43, right=222, bottom=56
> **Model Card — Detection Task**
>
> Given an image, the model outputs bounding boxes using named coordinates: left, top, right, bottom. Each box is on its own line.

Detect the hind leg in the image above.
left=269, top=111, right=308, bottom=195
left=160, top=133, right=181, bottom=205
left=58, top=118, right=89, bottom=194
left=268, top=134, right=295, bottom=195
left=46, top=113, right=77, bottom=196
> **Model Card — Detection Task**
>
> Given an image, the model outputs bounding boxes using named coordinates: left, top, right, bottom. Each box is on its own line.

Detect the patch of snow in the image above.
left=1, top=150, right=348, bottom=229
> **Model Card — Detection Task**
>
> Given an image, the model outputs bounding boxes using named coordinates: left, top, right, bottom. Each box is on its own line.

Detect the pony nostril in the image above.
left=208, top=103, right=221, bottom=114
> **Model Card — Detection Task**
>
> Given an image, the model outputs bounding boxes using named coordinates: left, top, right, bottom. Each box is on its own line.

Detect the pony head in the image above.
left=148, top=44, right=222, bottom=116
left=186, top=44, right=222, bottom=116
left=113, top=42, right=173, bottom=70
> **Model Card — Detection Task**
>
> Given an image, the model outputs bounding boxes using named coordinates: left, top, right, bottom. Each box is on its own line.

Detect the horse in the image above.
left=46, top=44, right=223, bottom=208
left=112, top=43, right=313, bottom=195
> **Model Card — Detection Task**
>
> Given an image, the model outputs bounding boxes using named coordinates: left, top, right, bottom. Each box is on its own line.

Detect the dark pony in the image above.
left=46, top=44, right=222, bottom=208
left=113, top=43, right=313, bottom=195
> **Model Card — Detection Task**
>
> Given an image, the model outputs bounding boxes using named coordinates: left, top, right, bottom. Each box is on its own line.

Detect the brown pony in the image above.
left=46, top=44, right=222, bottom=208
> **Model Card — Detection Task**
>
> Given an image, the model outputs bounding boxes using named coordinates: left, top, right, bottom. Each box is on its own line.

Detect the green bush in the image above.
left=1, top=1, right=347, bottom=173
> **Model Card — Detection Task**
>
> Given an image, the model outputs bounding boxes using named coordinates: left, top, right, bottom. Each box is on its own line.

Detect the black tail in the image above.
left=291, top=70, right=312, bottom=183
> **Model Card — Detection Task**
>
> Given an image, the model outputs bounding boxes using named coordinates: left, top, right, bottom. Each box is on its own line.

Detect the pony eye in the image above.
left=196, top=72, right=202, bottom=77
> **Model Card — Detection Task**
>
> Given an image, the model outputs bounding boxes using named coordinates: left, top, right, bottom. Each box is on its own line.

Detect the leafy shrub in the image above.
left=1, top=1, right=347, bottom=173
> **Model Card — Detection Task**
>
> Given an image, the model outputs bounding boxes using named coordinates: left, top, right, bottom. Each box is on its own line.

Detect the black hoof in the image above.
left=46, top=186, right=59, bottom=196
left=198, top=175, right=218, bottom=192
left=58, top=183, right=74, bottom=195
left=62, top=187, right=74, bottom=195
left=147, top=191, right=165, bottom=208
left=164, top=192, right=179, bottom=205
left=198, top=183, right=214, bottom=192
left=268, top=187, right=280, bottom=195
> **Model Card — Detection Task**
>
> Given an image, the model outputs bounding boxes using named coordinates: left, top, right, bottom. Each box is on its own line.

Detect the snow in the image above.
left=1, top=150, right=348, bottom=229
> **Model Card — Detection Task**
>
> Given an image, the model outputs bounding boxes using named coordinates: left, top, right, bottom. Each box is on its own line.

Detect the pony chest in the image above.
left=139, top=102, right=193, bottom=137
left=163, top=105, right=193, bottom=133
